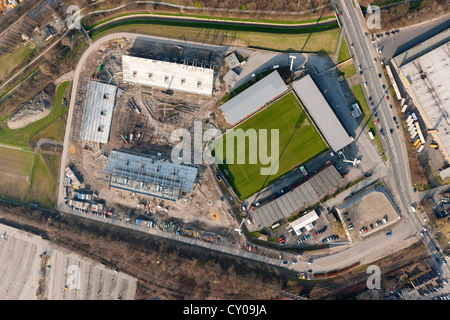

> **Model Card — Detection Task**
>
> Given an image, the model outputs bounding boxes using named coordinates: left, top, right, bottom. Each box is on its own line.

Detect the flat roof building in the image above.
left=292, top=75, right=352, bottom=152
left=290, top=210, right=319, bottom=235
left=220, top=71, right=288, bottom=125
left=392, top=31, right=450, bottom=161
left=122, top=55, right=214, bottom=96
left=225, top=52, right=240, bottom=69
left=104, top=150, right=198, bottom=201
left=79, top=80, right=117, bottom=144
left=248, top=165, right=341, bottom=230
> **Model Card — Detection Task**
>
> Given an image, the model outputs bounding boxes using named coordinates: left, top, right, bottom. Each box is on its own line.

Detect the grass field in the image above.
left=0, top=42, right=37, bottom=83
left=90, top=20, right=340, bottom=53
left=339, top=63, right=357, bottom=78
left=212, top=92, right=328, bottom=200
left=0, top=146, right=35, bottom=202
left=0, top=146, right=59, bottom=207
left=0, top=81, right=70, bottom=148
left=351, top=84, right=385, bottom=159
left=337, top=37, right=351, bottom=64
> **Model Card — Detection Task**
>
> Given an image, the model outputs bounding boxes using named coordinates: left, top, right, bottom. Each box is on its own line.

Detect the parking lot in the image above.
left=335, top=184, right=401, bottom=242
left=270, top=206, right=344, bottom=248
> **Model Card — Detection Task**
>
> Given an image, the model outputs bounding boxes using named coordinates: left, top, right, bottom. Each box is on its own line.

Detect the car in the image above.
left=382, top=84, right=386, bottom=89
left=308, top=259, right=313, bottom=265
left=292, top=259, right=297, bottom=265
left=389, top=104, right=393, bottom=109
left=300, top=166, right=308, bottom=176
left=283, top=260, right=288, bottom=264
left=376, top=220, right=382, bottom=226
left=364, top=82, right=367, bottom=87
left=378, top=73, right=382, bottom=78
left=386, top=231, right=392, bottom=237
left=390, top=128, right=394, bottom=134
left=370, top=223, right=374, bottom=229
left=348, top=223, right=354, bottom=230
left=386, top=95, right=390, bottom=101
left=376, top=119, right=379, bottom=124
left=370, top=101, right=374, bottom=107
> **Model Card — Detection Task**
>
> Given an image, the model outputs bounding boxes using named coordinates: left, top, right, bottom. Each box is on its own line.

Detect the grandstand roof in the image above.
left=292, top=75, right=352, bottom=152
left=122, top=55, right=214, bottom=96
left=219, top=71, right=288, bottom=125
left=249, top=165, right=341, bottom=230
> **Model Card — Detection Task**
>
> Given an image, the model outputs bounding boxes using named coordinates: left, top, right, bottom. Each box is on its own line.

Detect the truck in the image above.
left=414, top=142, right=422, bottom=150
left=413, top=139, right=421, bottom=147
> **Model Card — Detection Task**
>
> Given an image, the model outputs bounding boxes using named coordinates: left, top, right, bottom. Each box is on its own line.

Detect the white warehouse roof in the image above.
left=290, top=210, right=319, bottom=235
left=122, top=55, right=214, bottom=96
left=292, top=75, right=352, bottom=152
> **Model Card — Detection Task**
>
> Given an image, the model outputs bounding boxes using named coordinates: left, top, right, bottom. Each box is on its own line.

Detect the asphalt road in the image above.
left=336, top=0, right=450, bottom=285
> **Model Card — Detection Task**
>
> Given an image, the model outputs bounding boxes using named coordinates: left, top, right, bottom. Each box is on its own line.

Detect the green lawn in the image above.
left=211, top=92, right=328, bottom=200
left=0, top=41, right=37, bottom=83
left=339, top=63, right=357, bottom=79
left=337, top=37, right=351, bottom=64
left=351, top=84, right=385, bottom=159
left=90, top=20, right=340, bottom=53
left=0, top=80, right=70, bottom=148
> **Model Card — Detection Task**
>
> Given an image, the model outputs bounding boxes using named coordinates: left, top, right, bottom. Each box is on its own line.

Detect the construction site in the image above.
left=64, top=35, right=240, bottom=245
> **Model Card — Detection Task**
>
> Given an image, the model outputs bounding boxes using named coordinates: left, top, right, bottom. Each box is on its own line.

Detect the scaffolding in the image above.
left=104, top=150, right=198, bottom=201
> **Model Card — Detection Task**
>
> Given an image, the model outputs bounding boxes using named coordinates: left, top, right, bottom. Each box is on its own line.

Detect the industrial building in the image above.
left=292, top=75, right=353, bottom=152
left=104, top=150, right=198, bottom=201
left=76, top=80, right=118, bottom=144
left=391, top=30, right=450, bottom=161
left=224, top=52, right=240, bottom=69
left=248, top=164, right=342, bottom=230
left=219, top=71, right=288, bottom=125
left=122, top=55, right=214, bottom=96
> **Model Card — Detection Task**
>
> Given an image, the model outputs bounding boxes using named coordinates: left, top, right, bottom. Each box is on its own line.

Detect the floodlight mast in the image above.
left=289, top=55, right=297, bottom=72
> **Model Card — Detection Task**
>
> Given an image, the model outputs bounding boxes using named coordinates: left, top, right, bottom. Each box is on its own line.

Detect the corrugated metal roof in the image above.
left=249, top=165, right=341, bottom=229
left=79, top=80, right=117, bottom=144
left=292, top=75, right=352, bottom=152
left=220, top=71, right=288, bottom=125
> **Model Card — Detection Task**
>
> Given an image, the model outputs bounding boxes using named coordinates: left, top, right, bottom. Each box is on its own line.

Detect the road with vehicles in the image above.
left=1, top=1, right=446, bottom=288
left=335, top=0, right=449, bottom=284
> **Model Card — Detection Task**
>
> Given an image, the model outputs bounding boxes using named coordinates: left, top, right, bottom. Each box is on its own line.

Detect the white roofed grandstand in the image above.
left=220, top=71, right=288, bottom=125
left=292, top=75, right=352, bottom=152
left=122, top=55, right=214, bottom=96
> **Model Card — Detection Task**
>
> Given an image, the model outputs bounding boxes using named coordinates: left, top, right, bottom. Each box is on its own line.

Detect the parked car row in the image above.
left=314, top=225, right=327, bottom=236
left=298, top=234, right=311, bottom=243
left=322, top=235, right=338, bottom=243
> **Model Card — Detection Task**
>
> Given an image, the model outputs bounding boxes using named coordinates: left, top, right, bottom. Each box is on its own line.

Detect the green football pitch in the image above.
left=212, top=92, right=328, bottom=200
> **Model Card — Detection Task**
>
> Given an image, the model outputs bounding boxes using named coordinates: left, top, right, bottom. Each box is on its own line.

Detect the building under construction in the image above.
left=72, top=79, right=118, bottom=144
left=104, top=150, right=198, bottom=201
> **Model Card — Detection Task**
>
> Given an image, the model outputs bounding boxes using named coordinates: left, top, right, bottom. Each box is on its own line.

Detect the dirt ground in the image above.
left=0, top=223, right=136, bottom=300
left=336, top=187, right=401, bottom=242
